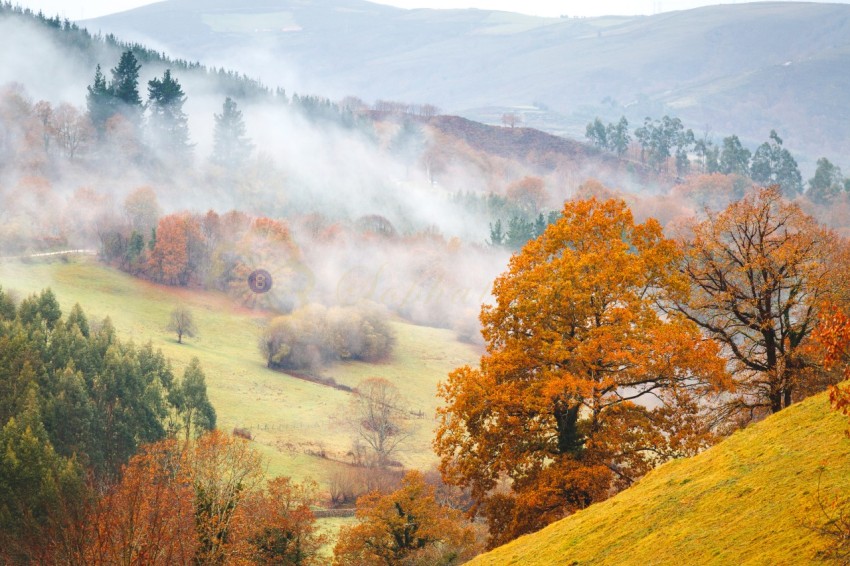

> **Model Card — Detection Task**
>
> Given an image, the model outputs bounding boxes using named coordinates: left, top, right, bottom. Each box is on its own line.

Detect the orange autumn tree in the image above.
left=244, top=477, right=326, bottom=566
left=333, top=470, right=479, bottom=565
left=78, top=431, right=326, bottom=566
left=149, top=213, right=203, bottom=286
left=84, top=440, right=198, bottom=565
left=434, top=197, right=729, bottom=547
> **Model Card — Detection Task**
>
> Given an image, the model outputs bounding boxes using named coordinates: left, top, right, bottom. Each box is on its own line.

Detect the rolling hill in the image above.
left=85, top=1, right=850, bottom=167
left=0, top=255, right=480, bottom=483
left=469, top=391, right=850, bottom=565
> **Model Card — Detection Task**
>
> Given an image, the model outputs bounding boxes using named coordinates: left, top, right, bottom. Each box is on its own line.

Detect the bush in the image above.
left=260, top=302, right=394, bottom=371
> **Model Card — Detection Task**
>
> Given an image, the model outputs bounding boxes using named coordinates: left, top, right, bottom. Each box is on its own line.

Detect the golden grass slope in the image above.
left=470, top=393, right=850, bottom=566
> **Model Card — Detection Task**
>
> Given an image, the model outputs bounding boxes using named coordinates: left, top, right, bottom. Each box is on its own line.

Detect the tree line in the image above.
left=587, top=115, right=849, bottom=201
left=0, top=289, right=216, bottom=559
left=0, top=286, right=480, bottom=563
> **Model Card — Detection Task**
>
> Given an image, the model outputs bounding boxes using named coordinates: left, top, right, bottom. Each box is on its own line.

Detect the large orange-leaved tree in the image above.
left=434, top=197, right=729, bottom=547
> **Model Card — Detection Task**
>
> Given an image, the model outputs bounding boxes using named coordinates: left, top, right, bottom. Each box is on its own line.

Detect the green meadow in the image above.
left=0, top=256, right=480, bottom=484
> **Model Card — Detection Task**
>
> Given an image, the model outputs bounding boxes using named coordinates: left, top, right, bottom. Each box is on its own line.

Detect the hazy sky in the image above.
left=16, top=0, right=849, bottom=20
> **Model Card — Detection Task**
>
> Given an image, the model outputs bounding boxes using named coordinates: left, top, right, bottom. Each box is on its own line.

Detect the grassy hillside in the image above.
left=0, top=256, right=480, bottom=484
left=469, top=392, right=850, bottom=565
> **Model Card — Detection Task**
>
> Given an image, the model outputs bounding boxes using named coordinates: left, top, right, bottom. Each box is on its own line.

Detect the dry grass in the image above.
left=470, top=392, right=850, bottom=565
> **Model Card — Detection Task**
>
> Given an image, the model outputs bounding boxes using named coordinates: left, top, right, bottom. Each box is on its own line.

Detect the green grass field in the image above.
left=469, top=392, right=850, bottom=565
left=0, top=256, right=480, bottom=486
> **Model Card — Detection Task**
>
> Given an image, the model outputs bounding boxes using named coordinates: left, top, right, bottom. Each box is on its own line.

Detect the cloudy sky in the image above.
left=16, top=0, right=849, bottom=20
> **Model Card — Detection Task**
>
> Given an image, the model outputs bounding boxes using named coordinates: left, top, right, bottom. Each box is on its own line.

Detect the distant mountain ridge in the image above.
left=85, top=1, right=850, bottom=166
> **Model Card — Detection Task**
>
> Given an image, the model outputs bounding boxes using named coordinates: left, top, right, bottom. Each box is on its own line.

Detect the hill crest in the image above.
left=85, top=1, right=850, bottom=165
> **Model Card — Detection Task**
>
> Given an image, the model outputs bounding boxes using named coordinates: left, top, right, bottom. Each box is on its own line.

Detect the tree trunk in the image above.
left=554, top=403, right=582, bottom=456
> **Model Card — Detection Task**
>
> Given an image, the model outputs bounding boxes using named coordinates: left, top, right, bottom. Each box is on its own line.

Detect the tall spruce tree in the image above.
left=110, top=50, right=143, bottom=126
left=86, top=64, right=113, bottom=137
left=211, top=96, right=253, bottom=168
left=147, top=69, right=192, bottom=158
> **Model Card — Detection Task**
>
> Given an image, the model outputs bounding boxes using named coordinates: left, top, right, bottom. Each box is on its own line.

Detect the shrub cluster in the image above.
left=260, top=302, right=394, bottom=371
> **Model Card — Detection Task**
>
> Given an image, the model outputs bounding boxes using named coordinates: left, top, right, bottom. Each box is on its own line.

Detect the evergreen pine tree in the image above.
left=86, top=64, right=113, bottom=136
left=110, top=50, right=143, bottom=125
left=147, top=69, right=192, bottom=158
left=211, top=96, right=253, bottom=168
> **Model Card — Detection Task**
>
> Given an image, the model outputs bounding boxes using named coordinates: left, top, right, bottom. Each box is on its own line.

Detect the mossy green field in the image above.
left=0, top=256, right=480, bottom=484
left=470, top=392, right=850, bottom=565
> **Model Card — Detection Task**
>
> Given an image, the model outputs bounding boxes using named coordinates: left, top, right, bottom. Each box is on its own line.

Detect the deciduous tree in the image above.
left=435, top=196, right=728, bottom=546
left=245, top=477, right=326, bottom=565
left=84, top=440, right=197, bottom=566
left=149, top=213, right=203, bottom=286
left=167, top=306, right=197, bottom=344
left=351, top=378, right=410, bottom=468
left=750, top=130, right=802, bottom=197
left=672, top=186, right=834, bottom=420
left=189, top=429, right=265, bottom=564
left=333, top=470, right=479, bottom=565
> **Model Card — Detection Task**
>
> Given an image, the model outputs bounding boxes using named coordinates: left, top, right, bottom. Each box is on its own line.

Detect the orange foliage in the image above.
left=149, top=213, right=202, bottom=286
left=72, top=431, right=324, bottom=565
left=671, top=173, right=749, bottom=211
left=573, top=178, right=620, bottom=201
left=84, top=440, right=198, bottom=565
left=333, top=470, right=479, bottom=565
left=435, top=196, right=729, bottom=547
left=242, top=477, right=327, bottom=565
left=814, top=307, right=850, bottom=424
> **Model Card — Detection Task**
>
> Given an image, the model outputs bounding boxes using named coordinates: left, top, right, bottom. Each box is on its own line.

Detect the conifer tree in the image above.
left=86, top=64, right=113, bottom=136
left=147, top=69, right=192, bottom=158
left=111, top=50, right=142, bottom=107
left=211, top=96, right=253, bottom=168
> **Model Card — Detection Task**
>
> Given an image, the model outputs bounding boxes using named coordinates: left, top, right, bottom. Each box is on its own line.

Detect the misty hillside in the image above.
left=469, top=392, right=850, bottom=565
left=86, top=1, right=850, bottom=165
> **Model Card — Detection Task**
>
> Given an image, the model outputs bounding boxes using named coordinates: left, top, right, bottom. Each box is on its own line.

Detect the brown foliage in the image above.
left=506, top=175, right=547, bottom=214
left=814, top=307, right=850, bottom=420
left=435, top=196, right=729, bottom=547
left=674, top=186, right=837, bottom=422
